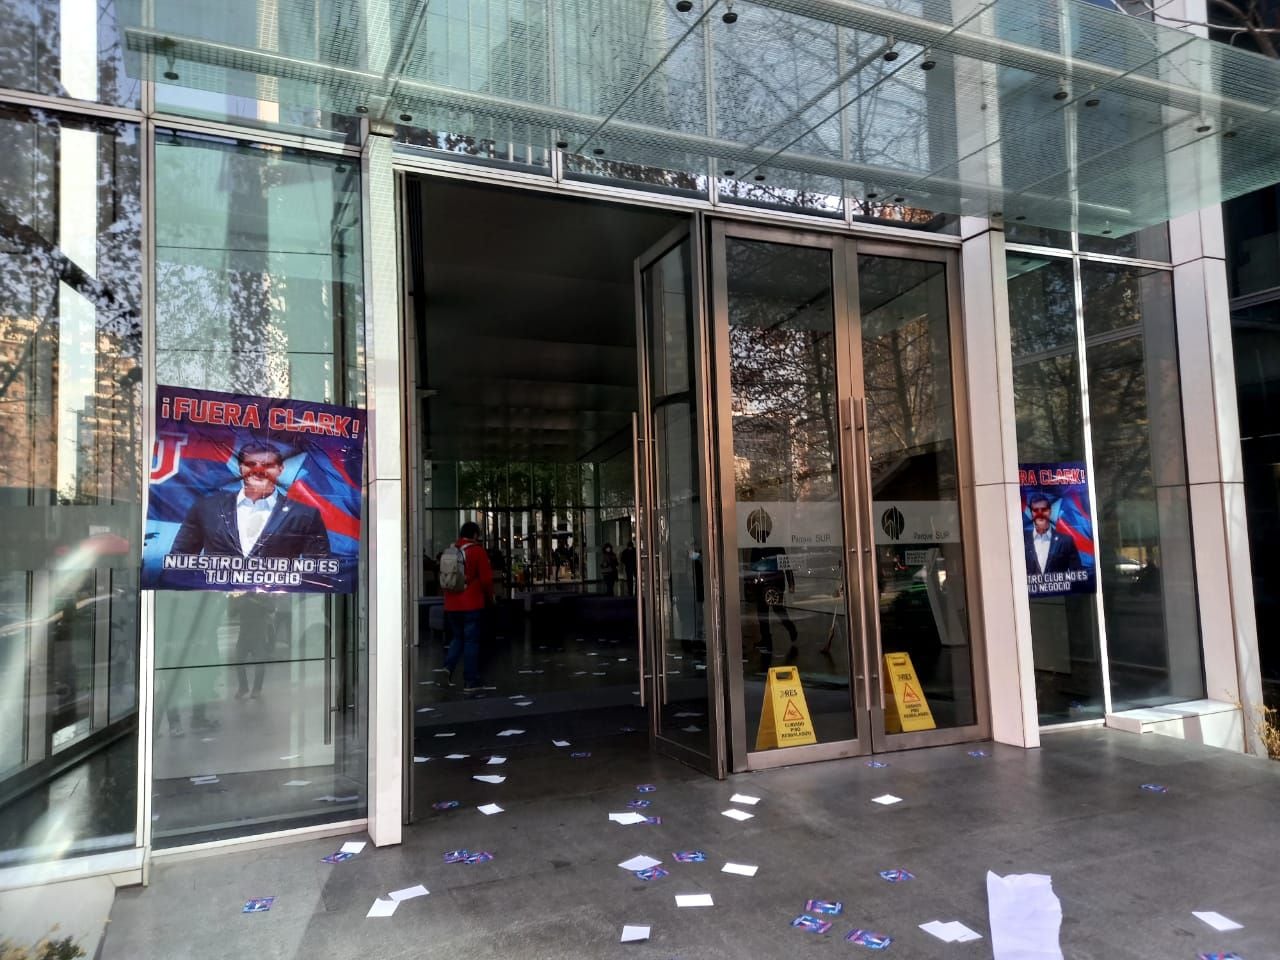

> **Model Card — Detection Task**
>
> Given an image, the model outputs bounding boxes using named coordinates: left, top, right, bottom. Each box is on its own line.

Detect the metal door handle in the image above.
left=632, top=412, right=646, bottom=710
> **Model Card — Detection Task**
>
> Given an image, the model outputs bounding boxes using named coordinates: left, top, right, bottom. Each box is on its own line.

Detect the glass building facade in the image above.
left=0, top=0, right=1273, bottom=893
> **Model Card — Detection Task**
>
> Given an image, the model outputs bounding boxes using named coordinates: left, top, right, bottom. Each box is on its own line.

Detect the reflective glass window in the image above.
left=0, top=105, right=142, bottom=865
left=1007, top=254, right=1105, bottom=723
left=152, top=131, right=367, bottom=847
left=0, top=0, right=140, bottom=106
left=1081, top=263, right=1203, bottom=711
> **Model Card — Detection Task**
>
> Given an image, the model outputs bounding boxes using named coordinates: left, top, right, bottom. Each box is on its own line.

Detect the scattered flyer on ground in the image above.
left=791, top=914, right=831, bottom=934
left=673, top=851, right=707, bottom=863
left=620, top=925, right=651, bottom=943
left=242, top=897, right=274, bottom=913
left=1192, top=911, right=1243, bottom=932
left=879, top=869, right=914, bottom=883
left=805, top=899, right=842, bottom=916
left=143, top=386, right=364, bottom=593
left=321, top=852, right=354, bottom=864
left=846, top=929, right=893, bottom=949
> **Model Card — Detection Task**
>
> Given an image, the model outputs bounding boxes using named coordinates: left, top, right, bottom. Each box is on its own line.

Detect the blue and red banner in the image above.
left=142, top=386, right=365, bottom=593
left=1018, top=461, right=1095, bottom=597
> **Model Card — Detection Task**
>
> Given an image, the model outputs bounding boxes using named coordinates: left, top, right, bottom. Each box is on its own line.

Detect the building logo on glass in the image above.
left=746, top=507, right=773, bottom=543
left=880, top=506, right=905, bottom=541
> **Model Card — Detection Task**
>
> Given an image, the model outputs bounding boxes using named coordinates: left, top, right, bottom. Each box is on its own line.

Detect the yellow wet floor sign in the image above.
left=883, top=651, right=936, bottom=733
left=755, top=666, right=817, bottom=750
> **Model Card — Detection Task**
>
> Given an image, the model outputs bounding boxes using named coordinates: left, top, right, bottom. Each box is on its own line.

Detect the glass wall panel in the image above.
left=0, top=105, right=141, bottom=865
left=0, top=0, right=140, bottom=106
left=152, top=132, right=367, bottom=847
left=1231, top=299, right=1280, bottom=708
left=1007, top=254, right=1105, bottom=723
left=725, top=238, right=856, bottom=749
left=1081, top=263, right=1203, bottom=710
left=1079, top=224, right=1170, bottom=261
left=859, top=255, right=974, bottom=730
left=1224, top=186, right=1280, bottom=298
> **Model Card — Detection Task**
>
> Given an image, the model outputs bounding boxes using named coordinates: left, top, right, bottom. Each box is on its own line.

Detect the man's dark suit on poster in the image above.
left=169, top=491, right=330, bottom=560
left=1023, top=526, right=1082, bottom=575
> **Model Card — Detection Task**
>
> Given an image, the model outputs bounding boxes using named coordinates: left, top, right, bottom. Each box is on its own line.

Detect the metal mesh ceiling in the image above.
left=119, top=0, right=1280, bottom=235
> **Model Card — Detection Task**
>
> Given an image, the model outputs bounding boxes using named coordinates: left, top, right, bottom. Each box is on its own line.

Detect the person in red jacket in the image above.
left=442, top=521, right=494, bottom=693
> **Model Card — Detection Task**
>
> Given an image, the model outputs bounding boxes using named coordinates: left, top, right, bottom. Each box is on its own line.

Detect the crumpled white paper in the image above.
left=986, top=872, right=1064, bottom=960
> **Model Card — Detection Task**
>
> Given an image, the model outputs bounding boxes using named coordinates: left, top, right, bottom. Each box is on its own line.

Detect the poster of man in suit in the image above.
left=1018, top=461, right=1096, bottom=597
left=142, top=386, right=365, bottom=593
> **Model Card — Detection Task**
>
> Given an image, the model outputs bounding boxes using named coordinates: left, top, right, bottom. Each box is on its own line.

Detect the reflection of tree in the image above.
left=730, top=318, right=838, bottom=502
left=0, top=106, right=141, bottom=506
left=1009, top=259, right=1086, bottom=462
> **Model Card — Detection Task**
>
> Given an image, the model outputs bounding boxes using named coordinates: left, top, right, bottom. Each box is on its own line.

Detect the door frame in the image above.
left=707, top=219, right=990, bottom=772
left=633, top=214, right=729, bottom=779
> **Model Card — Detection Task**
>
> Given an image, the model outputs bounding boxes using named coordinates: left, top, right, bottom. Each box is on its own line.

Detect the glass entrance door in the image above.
left=634, top=221, right=726, bottom=776
left=710, top=222, right=987, bottom=769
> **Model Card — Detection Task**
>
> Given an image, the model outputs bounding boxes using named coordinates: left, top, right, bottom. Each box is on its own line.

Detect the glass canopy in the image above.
left=120, top=0, right=1280, bottom=235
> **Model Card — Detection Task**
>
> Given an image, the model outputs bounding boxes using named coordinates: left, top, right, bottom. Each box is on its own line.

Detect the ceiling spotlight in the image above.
left=163, top=69, right=179, bottom=80
left=593, top=147, right=605, bottom=155
left=1101, top=229, right=1113, bottom=235
left=1052, top=88, right=1069, bottom=101
left=399, top=113, right=413, bottom=122
left=1196, top=123, right=1212, bottom=133
left=867, top=191, right=879, bottom=199
left=920, top=54, right=937, bottom=71
left=754, top=174, right=766, bottom=181
left=1224, top=129, right=1238, bottom=139
left=884, top=49, right=899, bottom=62
left=355, top=105, right=369, bottom=114
left=1015, top=215, right=1026, bottom=221
left=1085, top=97, right=1100, bottom=107
left=722, top=2, right=738, bottom=23
left=893, top=196, right=905, bottom=204
left=723, top=169, right=736, bottom=176
left=676, top=0, right=693, bottom=10
left=555, top=139, right=569, bottom=149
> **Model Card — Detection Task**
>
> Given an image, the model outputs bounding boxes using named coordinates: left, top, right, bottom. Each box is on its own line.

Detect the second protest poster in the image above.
left=1018, top=461, right=1096, bottom=597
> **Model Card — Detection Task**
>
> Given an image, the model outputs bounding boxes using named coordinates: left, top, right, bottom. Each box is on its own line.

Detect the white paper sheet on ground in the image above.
left=1192, top=911, right=1243, bottom=932
left=921, top=921, right=983, bottom=943
left=366, top=899, right=398, bottom=918
left=414, top=756, right=429, bottom=763
left=477, top=803, right=504, bottom=815
left=283, top=780, right=311, bottom=787
left=497, top=729, right=525, bottom=736
left=620, top=924, right=650, bottom=943
left=721, top=808, right=754, bottom=821
left=473, top=775, right=506, bottom=784
left=445, top=753, right=469, bottom=760
left=618, top=855, right=662, bottom=871
left=729, top=794, right=760, bottom=805
left=552, top=740, right=570, bottom=747
left=610, top=812, right=649, bottom=825
left=487, top=756, right=506, bottom=765
left=871, top=794, right=902, bottom=805
left=388, top=884, right=428, bottom=901
left=987, top=872, right=1061, bottom=959
left=340, top=841, right=367, bottom=854
left=675, top=894, right=714, bottom=907
left=722, top=863, right=758, bottom=877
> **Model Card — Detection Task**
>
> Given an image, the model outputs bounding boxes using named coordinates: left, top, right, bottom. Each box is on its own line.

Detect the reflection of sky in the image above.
left=55, top=127, right=97, bottom=500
